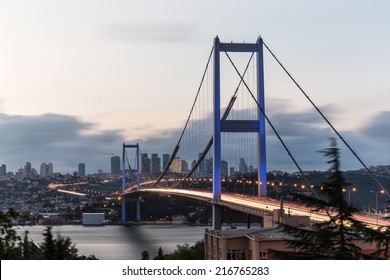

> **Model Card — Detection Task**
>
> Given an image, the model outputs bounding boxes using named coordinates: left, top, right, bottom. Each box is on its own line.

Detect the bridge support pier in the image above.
left=247, top=214, right=251, bottom=229
left=212, top=204, right=222, bottom=230
left=121, top=197, right=126, bottom=225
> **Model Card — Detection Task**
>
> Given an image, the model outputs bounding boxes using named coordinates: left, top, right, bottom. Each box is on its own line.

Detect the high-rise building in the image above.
left=78, top=163, right=86, bottom=176
left=181, top=159, right=188, bottom=173
left=198, top=153, right=206, bottom=175
left=48, top=162, right=53, bottom=176
left=172, top=157, right=182, bottom=174
left=111, top=155, right=121, bottom=175
left=206, top=158, right=213, bottom=176
left=141, top=153, right=151, bottom=175
left=40, top=162, right=54, bottom=177
left=221, top=160, right=228, bottom=178
left=24, top=162, right=32, bottom=178
left=239, top=158, right=248, bottom=174
left=0, top=164, right=6, bottom=179
left=162, top=154, right=170, bottom=171
left=230, top=167, right=235, bottom=176
left=151, top=153, right=161, bottom=175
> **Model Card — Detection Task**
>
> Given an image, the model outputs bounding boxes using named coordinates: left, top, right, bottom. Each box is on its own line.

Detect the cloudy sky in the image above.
left=0, top=0, right=389, bottom=174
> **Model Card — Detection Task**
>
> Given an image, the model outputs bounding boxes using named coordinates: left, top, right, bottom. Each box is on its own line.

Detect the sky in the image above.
left=0, top=0, right=389, bottom=174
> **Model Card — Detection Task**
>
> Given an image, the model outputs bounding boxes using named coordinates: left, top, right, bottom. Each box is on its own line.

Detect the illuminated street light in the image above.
left=343, top=187, right=357, bottom=206
left=370, top=190, right=385, bottom=225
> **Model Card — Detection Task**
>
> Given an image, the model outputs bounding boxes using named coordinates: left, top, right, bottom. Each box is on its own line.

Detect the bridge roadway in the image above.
left=125, top=187, right=390, bottom=229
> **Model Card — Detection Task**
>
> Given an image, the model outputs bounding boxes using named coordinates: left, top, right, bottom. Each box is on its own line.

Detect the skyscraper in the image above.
left=78, top=163, right=85, bottom=176
left=111, top=155, right=121, bottom=175
left=24, top=162, right=32, bottom=178
left=141, top=153, right=151, bottom=175
left=162, top=154, right=170, bottom=171
left=40, top=162, right=54, bottom=177
left=221, top=160, right=228, bottom=178
left=0, top=164, right=6, bottom=179
left=239, top=158, right=248, bottom=174
left=151, top=153, right=161, bottom=176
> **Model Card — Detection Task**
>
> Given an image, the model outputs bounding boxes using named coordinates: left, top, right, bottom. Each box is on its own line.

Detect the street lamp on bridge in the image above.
left=370, top=189, right=385, bottom=225
left=342, top=187, right=357, bottom=206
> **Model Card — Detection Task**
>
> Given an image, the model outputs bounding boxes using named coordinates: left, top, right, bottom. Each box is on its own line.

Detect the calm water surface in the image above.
left=16, top=224, right=208, bottom=260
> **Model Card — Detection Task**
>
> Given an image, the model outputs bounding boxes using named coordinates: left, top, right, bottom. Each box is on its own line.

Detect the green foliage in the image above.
left=273, top=139, right=375, bottom=259
left=154, top=240, right=204, bottom=260
left=0, top=209, right=97, bottom=260
left=0, top=209, right=22, bottom=259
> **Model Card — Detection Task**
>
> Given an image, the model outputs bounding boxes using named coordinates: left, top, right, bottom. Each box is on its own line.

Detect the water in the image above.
left=15, top=224, right=208, bottom=260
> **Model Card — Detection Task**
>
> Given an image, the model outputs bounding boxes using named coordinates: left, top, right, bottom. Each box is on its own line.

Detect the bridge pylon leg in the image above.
left=136, top=198, right=141, bottom=222
left=212, top=204, right=222, bottom=230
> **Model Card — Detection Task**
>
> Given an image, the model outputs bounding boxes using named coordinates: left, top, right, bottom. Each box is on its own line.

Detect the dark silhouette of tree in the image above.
left=273, top=139, right=372, bottom=259
left=154, top=247, right=164, bottom=260
left=141, top=250, right=150, bottom=260
left=1, top=210, right=97, bottom=260
left=41, top=227, right=56, bottom=259
left=0, top=209, right=22, bottom=259
left=155, top=241, right=204, bottom=260
left=40, top=226, right=97, bottom=260
left=22, top=230, right=42, bottom=260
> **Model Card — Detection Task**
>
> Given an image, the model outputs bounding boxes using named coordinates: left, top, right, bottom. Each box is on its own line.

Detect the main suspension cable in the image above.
left=262, top=40, right=389, bottom=197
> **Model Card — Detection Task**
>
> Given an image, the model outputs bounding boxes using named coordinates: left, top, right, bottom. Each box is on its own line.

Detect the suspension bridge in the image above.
left=121, top=37, right=390, bottom=230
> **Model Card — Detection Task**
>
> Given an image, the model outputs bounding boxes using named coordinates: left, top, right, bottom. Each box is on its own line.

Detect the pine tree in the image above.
left=0, top=209, right=22, bottom=259
left=273, top=138, right=371, bottom=259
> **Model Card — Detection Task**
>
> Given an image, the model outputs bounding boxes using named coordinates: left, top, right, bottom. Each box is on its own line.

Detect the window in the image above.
left=227, top=250, right=246, bottom=260
left=259, top=251, right=267, bottom=259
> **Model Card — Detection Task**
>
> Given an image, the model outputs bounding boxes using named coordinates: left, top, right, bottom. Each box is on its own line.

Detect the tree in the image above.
left=0, top=209, right=97, bottom=260
left=156, top=241, right=204, bottom=260
left=273, top=138, right=371, bottom=259
left=21, top=230, right=43, bottom=260
left=141, top=250, right=150, bottom=260
left=153, top=247, right=164, bottom=260
left=40, top=226, right=97, bottom=260
left=41, top=227, right=56, bottom=259
left=0, top=208, right=22, bottom=259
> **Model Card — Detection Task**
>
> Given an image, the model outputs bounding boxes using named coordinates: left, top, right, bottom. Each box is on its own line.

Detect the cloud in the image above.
left=360, top=111, right=390, bottom=140
left=0, top=113, right=124, bottom=174
left=132, top=104, right=389, bottom=172
left=0, top=108, right=388, bottom=175
left=104, top=21, right=197, bottom=43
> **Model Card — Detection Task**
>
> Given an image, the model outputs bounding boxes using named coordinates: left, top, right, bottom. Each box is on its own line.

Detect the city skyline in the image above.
left=0, top=1, right=389, bottom=174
